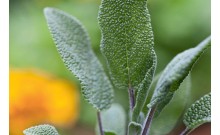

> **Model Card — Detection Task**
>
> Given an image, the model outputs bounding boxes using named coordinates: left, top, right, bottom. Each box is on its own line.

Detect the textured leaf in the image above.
left=150, top=75, right=191, bottom=134
left=183, top=93, right=211, bottom=130
left=141, top=72, right=162, bottom=116
left=96, top=104, right=126, bottom=135
left=98, top=0, right=156, bottom=121
left=128, top=121, right=142, bottom=135
left=44, top=7, right=114, bottom=110
left=148, top=36, right=211, bottom=114
left=23, top=124, right=59, bottom=135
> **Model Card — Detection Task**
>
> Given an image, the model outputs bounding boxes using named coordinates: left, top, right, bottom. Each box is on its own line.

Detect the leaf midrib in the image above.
left=124, top=1, right=138, bottom=90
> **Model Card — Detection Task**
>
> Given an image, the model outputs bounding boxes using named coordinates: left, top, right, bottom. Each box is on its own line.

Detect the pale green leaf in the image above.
left=23, top=124, right=59, bottom=135
left=150, top=75, right=191, bottom=134
left=148, top=36, right=211, bottom=114
left=96, top=104, right=126, bottom=135
left=183, top=93, right=211, bottom=130
left=128, top=121, right=142, bottom=135
left=142, top=72, right=162, bottom=116
left=98, top=0, right=156, bottom=121
left=44, top=7, right=114, bottom=111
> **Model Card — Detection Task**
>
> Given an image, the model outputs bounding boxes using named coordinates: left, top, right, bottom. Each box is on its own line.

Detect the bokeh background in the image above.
left=9, top=0, right=210, bottom=134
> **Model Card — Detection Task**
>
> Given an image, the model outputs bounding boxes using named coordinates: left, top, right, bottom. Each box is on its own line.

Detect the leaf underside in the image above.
left=44, top=7, right=114, bottom=111
left=23, top=124, right=59, bottom=135
left=148, top=36, right=211, bottom=115
left=150, top=75, right=191, bottom=134
left=98, top=0, right=156, bottom=122
left=183, top=93, right=211, bottom=130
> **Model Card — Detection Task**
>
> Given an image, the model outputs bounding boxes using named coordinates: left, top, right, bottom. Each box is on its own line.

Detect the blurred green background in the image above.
left=10, top=0, right=210, bottom=134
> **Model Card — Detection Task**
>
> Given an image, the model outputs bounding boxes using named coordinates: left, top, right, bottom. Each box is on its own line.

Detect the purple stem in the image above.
left=128, top=87, right=135, bottom=110
left=141, top=106, right=157, bottom=135
left=97, top=111, right=104, bottom=135
left=180, top=128, right=190, bottom=135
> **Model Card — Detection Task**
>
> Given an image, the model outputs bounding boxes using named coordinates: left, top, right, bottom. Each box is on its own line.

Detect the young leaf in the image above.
left=183, top=93, right=211, bottom=130
left=44, top=7, right=114, bottom=111
left=150, top=75, right=191, bottom=134
left=96, top=104, right=126, bottom=135
left=142, top=72, right=162, bottom=116
left=98, top=0, right=156, bottom=121
left=148, top=36, right=211, bottom=115
left=128, top=121, right=142, bottom=135
left=23, top=124, right=59, bottom=135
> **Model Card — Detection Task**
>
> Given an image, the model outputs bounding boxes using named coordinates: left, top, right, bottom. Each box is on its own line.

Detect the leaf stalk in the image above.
left=179, top=127, right=190, bottom=135
left=97, top=111, right=104, bottom=135
left=141, top=106, right=157, bottom=135
left=128, top=86, right=135, bottom=110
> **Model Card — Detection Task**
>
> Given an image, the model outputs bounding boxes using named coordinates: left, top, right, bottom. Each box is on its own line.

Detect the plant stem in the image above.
left=97, top=111, right=104, bottom=135
left=141, top=106, right=157, bottom=135
left=128, top=86, right=135, bottom=110
left=180, top=128, right=190, bottom=135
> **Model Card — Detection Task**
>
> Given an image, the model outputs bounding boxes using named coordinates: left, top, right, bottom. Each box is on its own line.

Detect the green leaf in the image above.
left=96, top=104, right=126, bottom=135
left=183, top=93, right=211, bottom=130
left=98, top=0, right=157, bottom=121
left=148, top=36, right=211, bottom=114
left=142, top=72, right=162, bottom=116
left=128, top=121, right=142, bottom=135
left=150, top=75, right=191, bottom=134
left=23, top=124, right=59, bottom=135
left=44, top=7, right=114, bottom=111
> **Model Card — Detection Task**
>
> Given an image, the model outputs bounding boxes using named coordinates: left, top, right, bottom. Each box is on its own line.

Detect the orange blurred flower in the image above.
left=9, top=69, right=80, bottom=135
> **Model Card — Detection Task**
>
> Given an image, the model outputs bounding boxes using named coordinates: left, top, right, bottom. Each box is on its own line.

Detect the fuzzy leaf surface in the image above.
left=98, top=0, right=156, bottom=121
left=44, top=7, right=114, bottom=111
left=183, top=93, right=211, bottom=130
left=128, top=121, right=142, bottom=135
left=23, top=124, right=59, bottom=135
left=96, top=104, right=126, bottom=135
left=148, top=36, right=211, bottom=114
left=150, top=75, right=191, bottom=134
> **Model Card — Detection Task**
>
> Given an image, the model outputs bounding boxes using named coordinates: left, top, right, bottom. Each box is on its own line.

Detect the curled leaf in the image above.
left=150, top=75, right=191, bottom=134
left=148, top=36, right=211, bottom=115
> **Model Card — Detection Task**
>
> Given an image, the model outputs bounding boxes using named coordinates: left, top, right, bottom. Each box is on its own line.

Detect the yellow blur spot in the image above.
left=9, top=69, right=79, bottom=135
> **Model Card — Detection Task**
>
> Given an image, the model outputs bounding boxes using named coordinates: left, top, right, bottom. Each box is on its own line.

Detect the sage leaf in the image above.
left=98, top=0, right=156, bottom=121
left=23, top=124, right=59, bottom=135
left=128, top=121, right=142, bottom=135
left=148, top=36, right=211, bottom=114
left=150, top=75, right=191, bottom=134
left=142, top=72, right=162, bottom=116
left=44, top=7, right=114, bottom=111
left=183, top=93, right=211, bottom=130
left=96, top=104, right=126, bottom=135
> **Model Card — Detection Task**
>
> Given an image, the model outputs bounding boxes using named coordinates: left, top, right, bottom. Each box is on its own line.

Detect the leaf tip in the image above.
left=43, top=7, right=60, bottom=19
left=43, top=7, right=53, bottom=15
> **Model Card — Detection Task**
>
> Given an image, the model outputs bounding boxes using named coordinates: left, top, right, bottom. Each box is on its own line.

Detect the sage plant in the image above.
left=23, top=0, right=211, bottom=135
